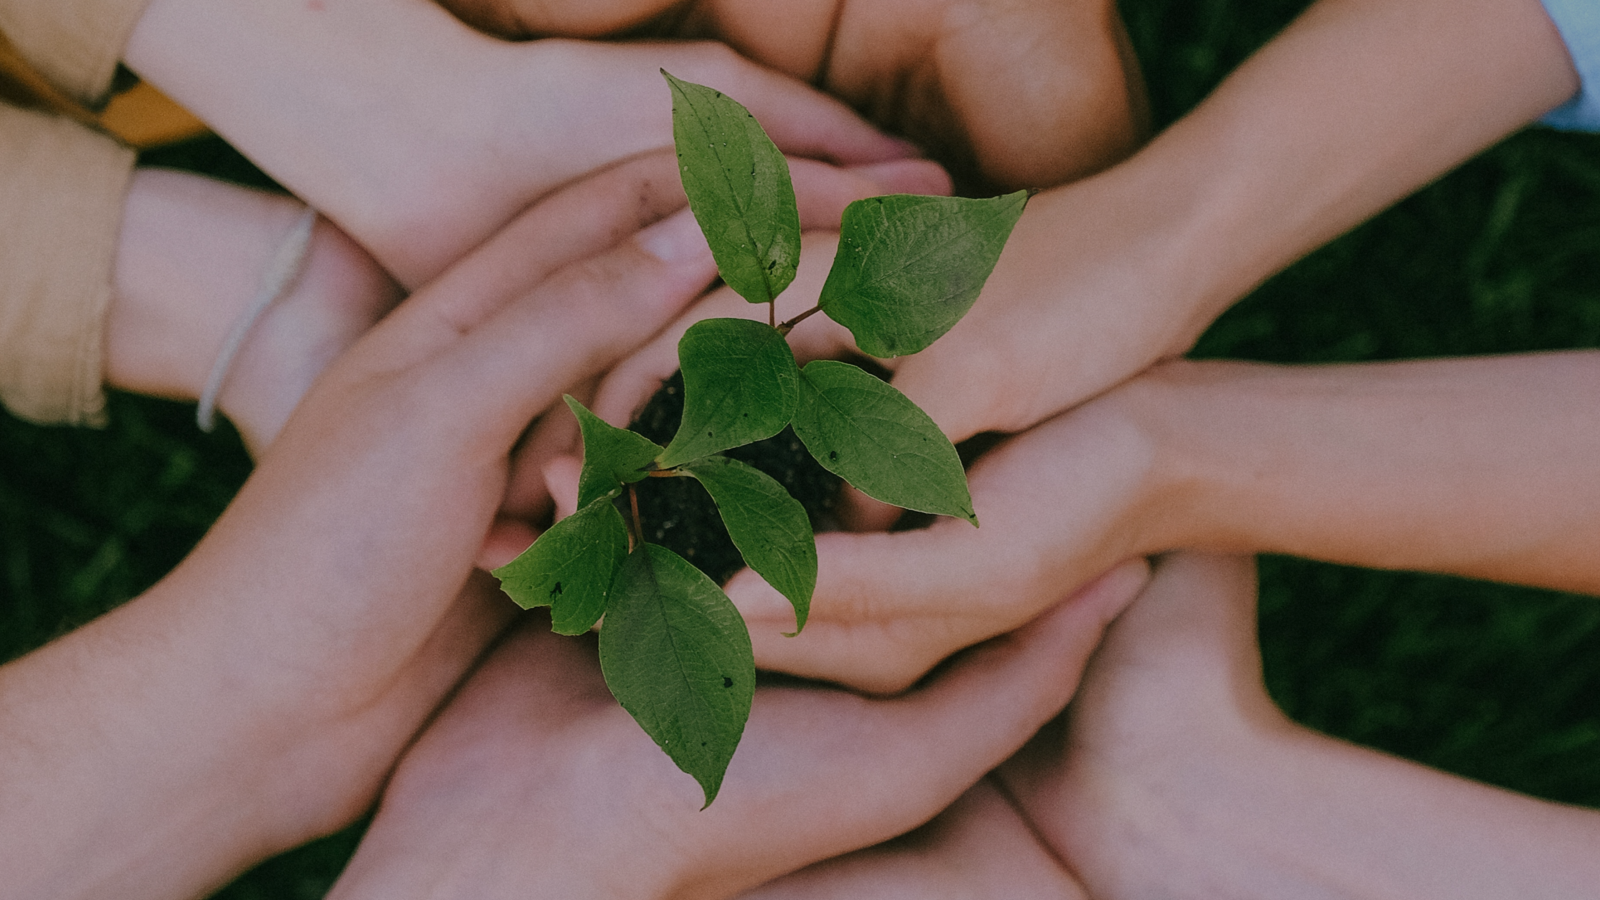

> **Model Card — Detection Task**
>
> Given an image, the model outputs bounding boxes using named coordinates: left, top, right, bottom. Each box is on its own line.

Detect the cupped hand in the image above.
left=127, top=0, right=921, bottom=288
left=479, top=153, right=952, bottom=567
left=708, top=370, right=1172, bottom=693
left=994, top=552, right=1287, bottom=900
left=42, top=151, right=722, bottom=896
left=434, top=0, right=1149, bottom=192
left=736, top=777, right=1087, bottom=899
left=324, top=568, right=1146, bottom=900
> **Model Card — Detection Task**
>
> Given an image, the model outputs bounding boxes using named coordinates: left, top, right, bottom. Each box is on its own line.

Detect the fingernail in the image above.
left=638, top=208, right=711, bottom=264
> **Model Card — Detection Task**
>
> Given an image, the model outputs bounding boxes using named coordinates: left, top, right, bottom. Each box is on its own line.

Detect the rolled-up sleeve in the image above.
left=0, top=103, right=135, bottom=425
left=1541, top=0, right=1600, bottom=131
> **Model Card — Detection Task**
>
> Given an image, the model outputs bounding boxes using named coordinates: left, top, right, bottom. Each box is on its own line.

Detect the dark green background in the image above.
left=3, top=0, right=1598, bottom=894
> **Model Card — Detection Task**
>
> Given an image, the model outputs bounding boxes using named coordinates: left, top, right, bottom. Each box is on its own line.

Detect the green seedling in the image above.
left=494, top=71, right=1027, bottom=806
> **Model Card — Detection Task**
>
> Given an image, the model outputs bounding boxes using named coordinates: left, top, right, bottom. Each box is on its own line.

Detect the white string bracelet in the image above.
left=196, top=205, right=319, bottom=432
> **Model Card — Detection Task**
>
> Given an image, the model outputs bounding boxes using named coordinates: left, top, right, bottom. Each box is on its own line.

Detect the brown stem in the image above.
left=778, top=304, right=824, bottom=336
left=627, top=483, right=644, bottom=550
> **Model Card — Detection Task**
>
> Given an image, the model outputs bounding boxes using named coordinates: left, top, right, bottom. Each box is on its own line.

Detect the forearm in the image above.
left=0, top=596, right=290, bottom=900
left=0, top=575, right=504, bottom=900
left=1030, top=0, right=1579, bottom=355
left=1219, top=726, right=1600, bottom=899
left=1136, top=353, right=1600, bottom=593
left=122, top=0, right=512, bottom=285
left=107, top=168, right=399, bottom=455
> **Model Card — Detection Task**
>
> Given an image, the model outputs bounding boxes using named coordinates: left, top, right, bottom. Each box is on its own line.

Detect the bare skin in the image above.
left=323, top=565, right=1145, bottom=900
left=1000, top=552, right=1600, bottom=900
left=106, top=168, right=400, bottom=456
left=122, top=0, right=923, bottom=288
left=727, top=352, right=1600, bottom=691
left=430, top=0, right=1151, bottom=192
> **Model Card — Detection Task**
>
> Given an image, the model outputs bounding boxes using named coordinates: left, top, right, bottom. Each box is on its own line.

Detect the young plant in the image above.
left=493, top=71, right=1026, bottom=806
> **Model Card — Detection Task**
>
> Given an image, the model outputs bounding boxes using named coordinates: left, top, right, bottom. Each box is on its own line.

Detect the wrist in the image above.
left=124, top=0, right=511, bottom=285
left=1110, top=359, right=1251, bottom=557
left=107, top=168, right=399, bottom=456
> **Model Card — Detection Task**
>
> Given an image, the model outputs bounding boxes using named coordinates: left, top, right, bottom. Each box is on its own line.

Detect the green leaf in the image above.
left=664, top=70, right=800, bottom=305
left=566, top=395, right=663, bottom=509
left=819, top=191, right=1028, bottom=357
left=492, top=496, right=628, bottom=635
left=791, top=360, right=976, bottom=524
left=600, top=544, right=754, bottom=807
left=656, top=318, right=800, bottom=468
left=681, top=456, right=815, bottom=633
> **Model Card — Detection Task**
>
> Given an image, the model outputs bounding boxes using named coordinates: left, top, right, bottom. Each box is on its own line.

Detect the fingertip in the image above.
left=543, top=455, right=583, bottom=520
left=1075, top=557, right=1154, bottom=621
left=726, top=567, right=800, bottom=626
left=834, top=484, right=903, bottom=532
left=846, top=159, right=953, bottom=197
left=635, top=206, right=713, bottom=266
left=478, top=516, right=539, bottom=571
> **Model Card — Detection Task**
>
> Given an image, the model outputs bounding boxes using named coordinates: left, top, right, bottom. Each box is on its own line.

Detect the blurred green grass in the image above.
left=2, top=0, right=1598, bottom=893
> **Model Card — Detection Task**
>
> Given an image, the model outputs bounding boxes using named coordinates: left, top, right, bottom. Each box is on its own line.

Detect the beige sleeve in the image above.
left=0, top=103, right=135, bottom=426
left=0, top=0, right=153, bottom=107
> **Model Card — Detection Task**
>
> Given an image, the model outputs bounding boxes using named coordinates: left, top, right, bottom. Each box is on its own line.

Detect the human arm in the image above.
left=997, top=551, right=1600, bottom=900
left=321, top=563, right=1143, bottom=900
left=734, top=778, right=1086, bottom=900
left=105, top=167, right=401, bottom=456
left=885, top=0, right=1582, bottom=444
left=732, top=352, right=1600, bottom=691
left=120, top=0, right=915, bottom=288
left=428, top=0, right=1150, bottom=192
left=0, top=151, right=722, bottom=900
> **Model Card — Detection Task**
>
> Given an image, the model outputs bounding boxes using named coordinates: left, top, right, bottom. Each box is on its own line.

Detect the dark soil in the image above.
left=624, top=370, right=841, bottom=585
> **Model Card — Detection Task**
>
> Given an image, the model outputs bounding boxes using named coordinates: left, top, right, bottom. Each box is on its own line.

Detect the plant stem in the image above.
left=768, top=299, right=777, bottom=328
left=778, top=304, right=824, bottom=336
left=627, top=483, right=644, bottom=550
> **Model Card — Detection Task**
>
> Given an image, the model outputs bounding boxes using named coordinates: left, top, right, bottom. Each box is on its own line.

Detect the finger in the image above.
left=438, top=0, right=678, bottom=39
left=738, top=779, right=1086, bottom=899
left=499, top=374, right=596, bottom=520
left=418, top=150, right=691, bottom=339
left=650, top=41, right=919, bottom=165
left=543, top=454, right=583, bottom=521
left=831, top=483, right=907, bottom=532
left=729, top=561, right=1151, bottom=859
left=844, top=159, right=953, bottom=197
left=729, top=505, right=1147, bottom=694
left=420, top=204, right=719, bottom=450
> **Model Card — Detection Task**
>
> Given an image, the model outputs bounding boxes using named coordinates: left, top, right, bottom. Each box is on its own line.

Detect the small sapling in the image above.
left=494, top=71, right=1026, bottom=806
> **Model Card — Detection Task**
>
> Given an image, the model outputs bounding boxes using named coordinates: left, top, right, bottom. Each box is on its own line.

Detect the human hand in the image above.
left=125, top=0, right=921, bottom=288
left=0, top=151, right=728, bottom=900
left=324, top=566, right=1142, bottom=900
left=735, top=778, right=1086, bottom=900
left=479, top=153, right=953, bottom=567
left=647, top=365, right=1163, bottom=693
left=432, top=0, right=1149, bottom=192
left=993, top=552, right=1283, bottom=900
left=996, top=550, right=1600, bottom=900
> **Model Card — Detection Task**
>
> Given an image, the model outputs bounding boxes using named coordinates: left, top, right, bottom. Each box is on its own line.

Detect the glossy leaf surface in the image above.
left=599, top=544, right=754, bottom=806
left=681, top=456, right=816, bottom=632
left=819, top=191, right=1028, bottom=357
left=657, top=318, right=800, bottom=468
left=791, top=360, right=976, bottom=524
left=664, top=70, right=800, bottom=305
left=492, top=496, right=628, bottom=635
